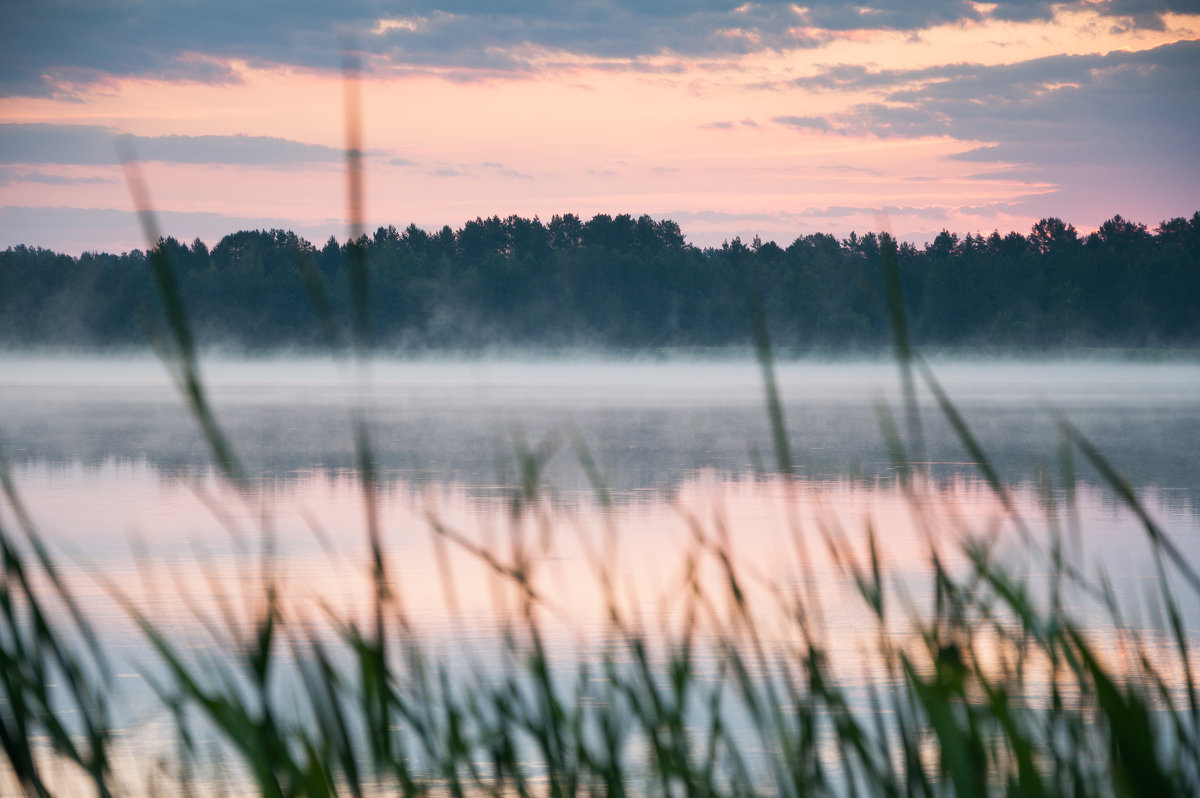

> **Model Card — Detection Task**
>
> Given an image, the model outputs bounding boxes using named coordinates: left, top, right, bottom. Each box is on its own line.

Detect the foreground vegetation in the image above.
left=1, top=220, right=1198, bottom=795
left=2, top=210, right=1199, bottom=351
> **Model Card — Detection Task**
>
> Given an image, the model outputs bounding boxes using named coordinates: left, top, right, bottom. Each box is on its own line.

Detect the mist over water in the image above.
left=3, top=354, right=1198, bottom=499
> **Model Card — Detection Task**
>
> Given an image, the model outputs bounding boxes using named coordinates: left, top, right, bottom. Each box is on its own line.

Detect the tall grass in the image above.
left=1, top=69, right=1198, bottom=797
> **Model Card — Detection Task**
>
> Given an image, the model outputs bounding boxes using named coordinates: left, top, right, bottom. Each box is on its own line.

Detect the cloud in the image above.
left=2, top=1, right=1192, bottom=96
left=481, top=162, right=534, bottom=179
left=420, top=161, right=536, bottom=179
left=773, top=115, right=835, bottom=132
left=657, top=205, right=988, bottom=248
left=990, top=168, right=1196, bottom=230
left=0, top=166, right=115, bottom=186
left=664, top=209, right=801, bottom=224
left=0, top=124, right=346, bottom=166
left=779, top=40, right=1200, bottom=172
left=127, top=133, right=347, bottom=165
left=700, top=120, right=734, bottom=129
left=0, top=205, right=344, bottom=256
left=964, top=166, right=1049, bottom=182
left=818, top=164, right=885, bottom=175
left=773, top=42, right=1200, bottom=228
left=799, top=204, right=952, bottom=220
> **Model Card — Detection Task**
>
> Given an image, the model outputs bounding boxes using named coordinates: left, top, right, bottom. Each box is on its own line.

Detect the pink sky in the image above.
left=1, top=2, right=1197, bottom=253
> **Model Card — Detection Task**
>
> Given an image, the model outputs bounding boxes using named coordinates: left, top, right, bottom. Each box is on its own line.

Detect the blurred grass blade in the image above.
left=878, top=232, right=923, bottom=464
left=117, top=145, right=247, bottom=490
left=748, top=282, right=793, bottom=476
left=916, top=358, right=1031, bottom=542
left=342, top=47, right=370, bottom=357
left=1061, top=417, right=1200, bottom=596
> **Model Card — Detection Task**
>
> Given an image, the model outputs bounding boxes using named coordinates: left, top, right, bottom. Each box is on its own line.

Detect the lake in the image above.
left=2, top=354, right=1198, bottom=793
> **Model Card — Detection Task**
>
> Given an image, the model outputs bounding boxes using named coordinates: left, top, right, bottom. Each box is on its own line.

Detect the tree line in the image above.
left=2, top=211, right=1198, bottom=352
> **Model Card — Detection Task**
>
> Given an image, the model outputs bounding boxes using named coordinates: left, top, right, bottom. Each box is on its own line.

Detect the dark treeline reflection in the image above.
left=3, top=211, right=1199, bottom=350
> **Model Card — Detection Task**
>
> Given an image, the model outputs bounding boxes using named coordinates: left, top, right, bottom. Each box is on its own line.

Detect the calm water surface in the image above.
left=2, top=355, right=1198, bottom=789
left=3, top=355, right=1198, bottom=623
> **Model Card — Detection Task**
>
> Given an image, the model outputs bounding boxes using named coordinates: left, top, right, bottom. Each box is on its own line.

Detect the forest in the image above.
left=2, top=211, right=1198, bottom=352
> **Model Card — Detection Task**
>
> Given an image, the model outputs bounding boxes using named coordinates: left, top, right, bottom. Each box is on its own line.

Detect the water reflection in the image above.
left=3, top=356, right=1199, bottom=793
left=13, top=459, right=1198, bottom=639
left=5, top=356, right=1199, bottom=652
left=7, top=458, right=1199, bottom=792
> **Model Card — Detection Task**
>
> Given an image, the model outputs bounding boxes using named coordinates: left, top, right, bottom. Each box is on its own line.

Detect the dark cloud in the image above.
left=781, top=40, right=1200, bottom=169
left=1103, top=0, right=1176, bottom=30
left=2, top=1, right=1192, bottom=96
left=129, top=133, right=346, bottom=164
left=700, top=121, right=735, bottom=129
left=0, top=125, right=119, bottom=166
left=988, top=1, right=1060, bottom=23
left=775, top=40, right=1200, bottom=224
left=0, top=1, right=333, bottom=97
left=773, top=115, right=834, bottom=132
left=790, top=63, right=910, bottom=91
left=0, top=124, right=346, bottom=165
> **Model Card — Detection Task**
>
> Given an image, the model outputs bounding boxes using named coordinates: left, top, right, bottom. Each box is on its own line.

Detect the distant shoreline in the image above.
left=4, top=212, right=1198, bottom=352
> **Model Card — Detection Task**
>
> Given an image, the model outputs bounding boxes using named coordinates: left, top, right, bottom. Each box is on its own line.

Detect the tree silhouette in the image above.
left=1, top=211, right=1197, bottom=351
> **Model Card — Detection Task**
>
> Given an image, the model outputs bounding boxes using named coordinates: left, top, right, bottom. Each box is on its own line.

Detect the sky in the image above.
left=0, top=0, right=1197, bottom=254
